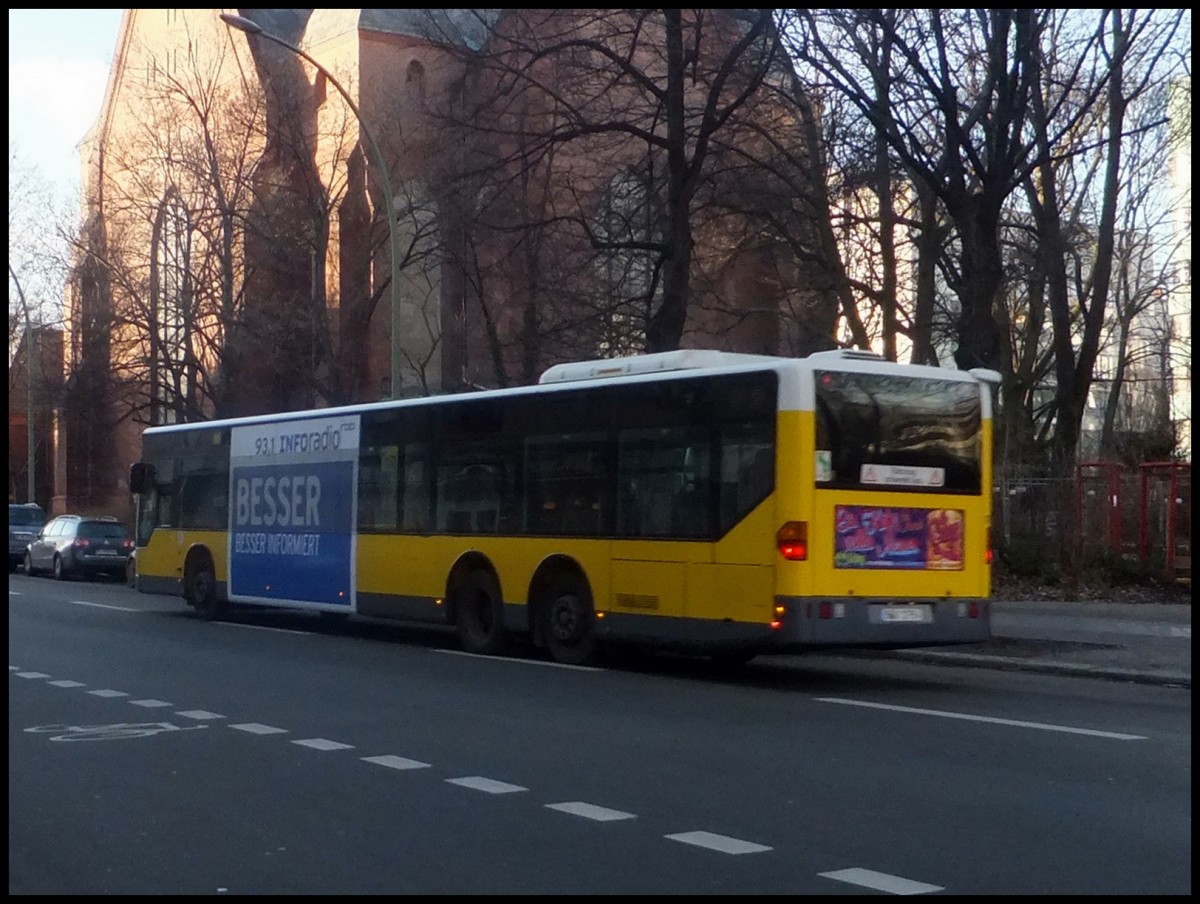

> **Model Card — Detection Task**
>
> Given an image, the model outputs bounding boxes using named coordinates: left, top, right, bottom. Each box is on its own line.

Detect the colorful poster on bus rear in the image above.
left=834, top=504, right=963, bottom=570
left=228, top=415, right=360, bottom=606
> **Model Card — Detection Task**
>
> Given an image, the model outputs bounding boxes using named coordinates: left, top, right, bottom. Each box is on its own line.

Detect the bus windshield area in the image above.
left=814, top=370, right=982, bottom=493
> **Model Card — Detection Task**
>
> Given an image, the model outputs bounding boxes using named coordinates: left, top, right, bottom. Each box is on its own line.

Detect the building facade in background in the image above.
left=57, top=9, right=840, bottom=521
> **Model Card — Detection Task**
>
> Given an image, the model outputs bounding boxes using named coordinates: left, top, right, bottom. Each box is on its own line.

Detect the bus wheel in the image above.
left=185, top=552, right=225, bottom=620
left=454, top=570, right=509, bottom=656
left=543, top=575, right=596, bottom=666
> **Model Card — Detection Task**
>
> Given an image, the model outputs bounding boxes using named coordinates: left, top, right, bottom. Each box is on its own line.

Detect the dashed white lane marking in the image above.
left=293, top=738, right=354, bottom=751
left=819, top=867, right=943, bottom=895
left=816, top=697, right=1147, bottom=741
left=231, top=723, right=289, bottom=735
left=177, top=710, right=225, bottom=721
left=545, top=801, right=636, bottom=822
left=446, top=776, right=528, bottom=794
left=363, top=755, right=432, bottom=771
left=70, top=601, right=137, bottom=611
left=434, top=649, right=601, bottom=672
left=15, top=672, right=50, bottom=679
left=49, top=680, right=87, bottom=688
left=129, top=699, right=173, bottom=708
left=664, top=831, right=772, bottom=855
left=87, top=689, right=129, bottom=698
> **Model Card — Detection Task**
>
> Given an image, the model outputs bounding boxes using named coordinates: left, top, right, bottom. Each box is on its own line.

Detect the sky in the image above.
left=8, top=9, right=125, bottom=201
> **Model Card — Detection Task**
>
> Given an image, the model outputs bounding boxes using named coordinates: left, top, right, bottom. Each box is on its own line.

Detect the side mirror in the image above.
left=129, top=462, right=156, bottom=495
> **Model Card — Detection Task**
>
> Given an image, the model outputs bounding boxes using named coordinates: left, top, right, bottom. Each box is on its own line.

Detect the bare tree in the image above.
left=784, top=8, right=1188, bottom=474
left=422, top=8, right=836, bottom=380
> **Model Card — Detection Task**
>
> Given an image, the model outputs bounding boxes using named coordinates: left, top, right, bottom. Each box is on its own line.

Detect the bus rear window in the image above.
left=814, top=371, right=981, bottom=493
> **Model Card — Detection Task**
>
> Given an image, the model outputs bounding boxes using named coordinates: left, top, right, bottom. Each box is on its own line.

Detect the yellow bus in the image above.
left=129, top=349, right=998, bottom=665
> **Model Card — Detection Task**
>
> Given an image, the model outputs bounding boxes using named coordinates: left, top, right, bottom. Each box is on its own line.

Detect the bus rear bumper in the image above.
left=772, top=596, right=991, bottom=648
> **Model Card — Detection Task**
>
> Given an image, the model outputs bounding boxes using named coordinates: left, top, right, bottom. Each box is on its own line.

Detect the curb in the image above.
left=878, top=648, right=1191, bottom=689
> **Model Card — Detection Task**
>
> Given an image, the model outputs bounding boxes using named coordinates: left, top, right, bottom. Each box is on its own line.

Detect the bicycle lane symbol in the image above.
left=24, top=722, right=211, bottom=742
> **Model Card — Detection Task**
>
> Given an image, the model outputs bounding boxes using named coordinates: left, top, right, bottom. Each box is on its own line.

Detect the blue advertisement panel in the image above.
left=228, top=415, right=359, bottom=607
left=834, top=504, right=964, bottom=571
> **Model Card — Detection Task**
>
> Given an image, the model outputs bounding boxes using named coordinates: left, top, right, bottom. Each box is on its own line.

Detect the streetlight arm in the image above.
left=220, top=13, right=403, bottom=398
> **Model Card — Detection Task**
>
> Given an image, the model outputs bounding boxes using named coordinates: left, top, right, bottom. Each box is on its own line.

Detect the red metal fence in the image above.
left=993, top=461, right=1191, bottom=583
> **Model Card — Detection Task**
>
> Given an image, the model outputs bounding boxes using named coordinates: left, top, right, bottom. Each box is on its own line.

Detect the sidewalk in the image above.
left=868, top=598, right=1192, bottom=688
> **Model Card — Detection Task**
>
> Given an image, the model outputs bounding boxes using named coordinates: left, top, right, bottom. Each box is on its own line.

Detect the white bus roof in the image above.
left=538, top=349, right=781, bottom=383
left=144, top=348, right=997, bottom=435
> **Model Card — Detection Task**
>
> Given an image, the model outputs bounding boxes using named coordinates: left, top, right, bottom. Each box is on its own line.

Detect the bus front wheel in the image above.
left=185, top=552, right=225, bottom=620
left=542, top=575, right=596, bottom=666
left=453, top=570, right=509, bottom=656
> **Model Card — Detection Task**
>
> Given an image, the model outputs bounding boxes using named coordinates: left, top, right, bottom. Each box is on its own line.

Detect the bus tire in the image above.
left=542, top=574, right=596, bottom=666
left=453, top=569, right=509, bottom=656
left=185, top=550, right=225, bottom=620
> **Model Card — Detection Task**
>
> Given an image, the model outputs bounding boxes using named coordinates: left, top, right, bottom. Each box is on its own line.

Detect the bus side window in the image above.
left=435, top=441, right=516, bottom=535
left=400, top=443, right=432, bottom=532
left=524, top=434, right=607, bottom=537
left=618, top=427, right=712, bottom=539
left=718, top=423, right=775, bottom=533
left=136, top=488, right=158, bottom=544
left=358, top=446, right=400, bottom=531
left=178, top=472, right=228, bottom=530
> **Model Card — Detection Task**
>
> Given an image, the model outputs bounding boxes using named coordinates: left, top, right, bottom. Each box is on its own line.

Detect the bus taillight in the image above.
left=986, top=526, right=994, bottom=565
left=776, top=521, right=807, bottom=560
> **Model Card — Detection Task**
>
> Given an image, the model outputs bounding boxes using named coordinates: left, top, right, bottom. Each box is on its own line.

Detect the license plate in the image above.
left=96, top=549, right=120, bottom=556
left=880, top=605, right=929, bottom=623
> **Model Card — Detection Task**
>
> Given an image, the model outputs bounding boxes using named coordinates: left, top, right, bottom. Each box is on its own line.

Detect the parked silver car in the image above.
left=24, top=514, right=134, bottom=581
left=9, top=502, right=47, bottom=572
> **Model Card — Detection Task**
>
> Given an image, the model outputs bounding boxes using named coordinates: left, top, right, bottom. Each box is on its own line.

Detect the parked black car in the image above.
left=9, top=502, right=47, bottom=572
left=24, top=515, right=135, bottom=581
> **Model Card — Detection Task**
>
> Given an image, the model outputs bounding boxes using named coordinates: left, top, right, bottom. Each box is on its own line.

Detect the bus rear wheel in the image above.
left=542, top=575, right=596, bottom=666
left=185, top=552, right=225, bottom=620
left=454, top=570, right=509, bottom=656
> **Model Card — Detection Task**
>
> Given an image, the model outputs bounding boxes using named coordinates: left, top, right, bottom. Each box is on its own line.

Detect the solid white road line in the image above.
left=816, top=697, right=1147, bottom=740
left=434, top=649, right=600, bottom=671
left=70, top=601, right=138, bottom=611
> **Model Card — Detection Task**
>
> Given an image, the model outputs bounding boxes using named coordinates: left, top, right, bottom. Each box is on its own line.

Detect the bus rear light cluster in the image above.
left=986, top=527, right=994, bottom=565
left=770, top=603, right=786, bottom=630
left=776, top=521, right=808, bottom=560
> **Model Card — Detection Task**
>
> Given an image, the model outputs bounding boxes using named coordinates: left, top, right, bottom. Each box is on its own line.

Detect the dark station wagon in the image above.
left=24, top=515, right=135, bottom=581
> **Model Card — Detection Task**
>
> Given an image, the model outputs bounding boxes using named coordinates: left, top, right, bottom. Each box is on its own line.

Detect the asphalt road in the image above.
left=9, top=575, right=1191, bottom=895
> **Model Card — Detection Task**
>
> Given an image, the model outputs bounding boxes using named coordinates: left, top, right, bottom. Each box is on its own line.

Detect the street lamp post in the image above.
left=220, top=13, right=403, bottom=398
